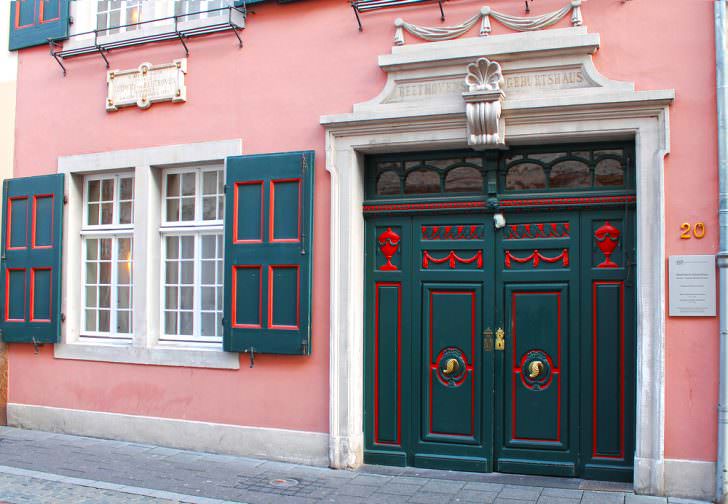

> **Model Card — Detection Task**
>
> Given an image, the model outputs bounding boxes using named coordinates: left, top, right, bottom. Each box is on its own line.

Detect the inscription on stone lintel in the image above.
left=383, top=67, right=592, bottom=104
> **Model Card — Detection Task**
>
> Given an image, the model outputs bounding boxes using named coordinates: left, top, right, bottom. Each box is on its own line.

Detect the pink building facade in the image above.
left=1, top=0, right=723, bottom=501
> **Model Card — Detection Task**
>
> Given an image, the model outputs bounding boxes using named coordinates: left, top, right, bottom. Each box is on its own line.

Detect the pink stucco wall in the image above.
left=8, top=0, right=720, bottom=461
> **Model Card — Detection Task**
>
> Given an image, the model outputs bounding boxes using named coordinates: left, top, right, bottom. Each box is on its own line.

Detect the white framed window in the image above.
left=81, top=174, right=134, bottom=340
left=175, top=1, right=232, bottom=20
left=56, top=140, right=242, bottom=369
left=96, top=1, right=144, bottom=35
left=160, top=167, right=225, bottom=343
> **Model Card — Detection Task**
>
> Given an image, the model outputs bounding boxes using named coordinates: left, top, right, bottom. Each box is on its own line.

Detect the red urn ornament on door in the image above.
left=594, top=221, right=620, bottom=268
left=378, top=227, right=401, bottom=271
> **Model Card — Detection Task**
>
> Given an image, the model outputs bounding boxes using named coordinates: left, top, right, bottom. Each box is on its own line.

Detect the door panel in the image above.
left=411, top=216, right=494, bottom=472
left=505, top=284, right=568, bottom=449
left=495, top=212, right=580, bottom=477
left=423, top=284, right=481, bottom=444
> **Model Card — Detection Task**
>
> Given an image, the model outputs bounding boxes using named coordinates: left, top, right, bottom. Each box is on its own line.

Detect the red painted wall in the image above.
left=8, top=0, right=720, bottom=461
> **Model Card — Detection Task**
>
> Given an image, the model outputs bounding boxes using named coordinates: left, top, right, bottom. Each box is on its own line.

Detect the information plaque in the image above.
left=106, top=59, right=187, bottom=112
left=668, top=255, right=716, bottom=316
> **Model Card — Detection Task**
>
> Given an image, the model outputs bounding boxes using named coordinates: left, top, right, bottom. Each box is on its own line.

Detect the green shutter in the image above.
left=223, top=151, right=314, bottom=355
left=0, top=174, right=64, bottom=343
left=9, top=0, right=71, bottom=51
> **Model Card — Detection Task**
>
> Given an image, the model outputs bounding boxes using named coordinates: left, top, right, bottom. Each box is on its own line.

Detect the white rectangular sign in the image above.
left=106, top=59, right=187, bottom=112
left=669, top=254, right=716, bottom=316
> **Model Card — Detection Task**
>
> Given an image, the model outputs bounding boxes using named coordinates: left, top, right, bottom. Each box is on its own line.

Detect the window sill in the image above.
left=54, top=341, right=240, bottom=370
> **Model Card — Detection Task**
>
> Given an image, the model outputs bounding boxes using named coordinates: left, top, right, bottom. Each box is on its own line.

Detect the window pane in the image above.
left=167, top=174, right=180, bottom=197
left=100, top=238, right=112, bottom=260
left=166, top=199, right=180, bottom=222
left=85, top=286, right=97, bottom=308
left=166, top=236, right=179, bottom=259
left=404, top=169, right=440, bottom=194
left=506, top=163, right=546, bottom=190
left=85, top=309, right=96, bottom=332
left=595, top=159, right=625, bottom=187
left=376, top=171, right=400, bottom=195
left=181, top=236, right=194, bottom=259
left=549, top=161, right=591, bottom=188
left=99, top=309, right=110, bottom=332
left=444, top=166, right=483, bottom=193
left=117, top=311, right=130, bottom=333
left=120, top=177, right=133, bottom=200
left=117, top=238, right=132, bottom=284
left=202, top=313, right=216, bottom=337
left=99, top=286, right=111, bottom=308
left=86, top=263, right=97, bottom=284
left=201, top=261, right=215, bottom=284
left=165, top=311, right=177, bottom=334
left=88, top=180, right=100, bottom=202
left=201, top=235, right=216, bottom=258
left=180, top=312, right=193, bottom=335
left=203, top=197, right=217, bottom=220
left=166, top=261, right=179, bottom=284
left=101, top=179, right=114, bottom=201
left=118, top=286, right=130, bottom=309
left=101, top=202, right=113, bottom=224
left=181, top=198, right=195, bottom=221
left=182, top=173, right=196, bottom=196
left=120, top=202, right=133, bottom=224
left=99, top=263, right=111, bottom=285
left=203, top=171, right=217, bottom=195
left=88, top=203, right=99, bottom=225
left=165, top=287, right=178, bottom=309
left=180, top=261, right=194, bottom=284
left=202, top=287, right=215, bottom=310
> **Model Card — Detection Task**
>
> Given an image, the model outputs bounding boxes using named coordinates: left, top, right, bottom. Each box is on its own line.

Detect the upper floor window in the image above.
left=175, top=0, right=231, bottom=20
left=96, top=1, right=143, bottom=35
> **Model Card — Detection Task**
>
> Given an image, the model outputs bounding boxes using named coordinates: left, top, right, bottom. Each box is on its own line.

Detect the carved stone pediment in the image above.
left=322, top=27, right=651, bottom=138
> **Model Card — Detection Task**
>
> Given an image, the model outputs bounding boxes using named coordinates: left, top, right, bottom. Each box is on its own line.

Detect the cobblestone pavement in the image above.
left=0, top=427, right=712, bottom=504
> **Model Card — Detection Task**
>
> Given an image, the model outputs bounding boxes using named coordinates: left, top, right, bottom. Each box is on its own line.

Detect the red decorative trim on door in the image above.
left=364, top=201, right=486, bottom=213
left=511, top=291, right=562, bottom=443
left=374, top=282, right=402, bottom=446
left=29, top=267, right=52, bottom=323
left=231, top=265, right=262, bottom=329
left=5, top=268, right=26, bottom=323
left=233, top=181, right=264, bottom=244
left=592, top=280, right=625, bottom=460
left=31, top=194, right=54, bottom=249
left=428, top=290, right=476, bottom=438
left=504, top=249, right=569, bottom=269
left=421, top=225, right=483, bottom=241
left=504, top=222, right=570, bottom=240
left=422, top=250, right=483, bottom=269
left=500, top=195, right=635, bottom=208
left=267, top=264, right=300, bottom=330
left=594, top=221, right=621, bottom=268
left=7, top=196, right=29, bottom=251
left=377, top=227, right=401, bottom=271
left=269, top=178, right=302, bottom=243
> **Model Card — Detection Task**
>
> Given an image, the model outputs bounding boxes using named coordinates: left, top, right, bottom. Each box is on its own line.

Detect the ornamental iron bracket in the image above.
left=462, top=57, right=506, bottom=150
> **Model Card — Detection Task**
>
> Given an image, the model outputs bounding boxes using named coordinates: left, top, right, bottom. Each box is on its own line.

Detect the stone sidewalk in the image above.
left=0, top=427, right=712, bottom=504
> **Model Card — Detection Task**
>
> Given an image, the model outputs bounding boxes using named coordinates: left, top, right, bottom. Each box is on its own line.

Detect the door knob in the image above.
left=442, top=358, right=460, bottom=375
left=528, top=360, right=544, bottom=379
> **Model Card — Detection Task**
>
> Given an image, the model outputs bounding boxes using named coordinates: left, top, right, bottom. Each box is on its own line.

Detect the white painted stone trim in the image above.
left=55, top=139, right=242, bottom=370
left=322, top=28, right=676, bottom=497
left=7, top=403, right=329, bottom=467
left=663, top=459, right=716, bottom=501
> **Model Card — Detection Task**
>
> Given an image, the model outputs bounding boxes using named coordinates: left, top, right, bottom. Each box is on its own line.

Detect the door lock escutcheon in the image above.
left=495, top=328, right=505, bottom=351
left=482, top=327, right=493, bottom=351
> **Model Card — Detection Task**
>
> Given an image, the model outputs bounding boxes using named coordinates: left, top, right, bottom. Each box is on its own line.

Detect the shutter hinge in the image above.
left=301, top=339, right=308, bottom=354
left=224, top=184, right=228, bottom=193
left=63, top=195, right=68, bottom=205
left=32, top=337, right=43, bottom=355
left=247, top=347, right=255, bottom=368
left=61, top=313, right=66, bottom=322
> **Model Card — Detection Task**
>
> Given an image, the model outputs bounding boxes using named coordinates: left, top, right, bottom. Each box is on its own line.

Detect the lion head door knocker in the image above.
left=377, top=227, right=401, bottom=271
left=594, top=221, right=621, bottom=268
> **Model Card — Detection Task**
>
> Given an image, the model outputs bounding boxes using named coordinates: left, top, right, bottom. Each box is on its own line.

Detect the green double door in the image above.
left=365, top=209, right=635, bottom=481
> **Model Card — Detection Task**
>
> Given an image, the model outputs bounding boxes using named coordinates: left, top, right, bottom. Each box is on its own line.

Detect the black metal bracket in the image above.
left=351, top=0, right=446, bottom=31
left=50, top=6, right=246, bottom=76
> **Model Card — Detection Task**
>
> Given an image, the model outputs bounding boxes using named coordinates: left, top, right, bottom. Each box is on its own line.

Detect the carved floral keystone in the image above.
left=462, top=57, right=506, bottom=149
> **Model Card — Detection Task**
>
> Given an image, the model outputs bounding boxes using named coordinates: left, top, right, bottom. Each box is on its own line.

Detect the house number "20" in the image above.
left=680, top=222, right=706, bottom=239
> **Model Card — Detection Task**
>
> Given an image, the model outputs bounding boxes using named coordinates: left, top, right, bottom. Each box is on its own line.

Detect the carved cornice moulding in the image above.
left=321, top=27, right=673, bottom=132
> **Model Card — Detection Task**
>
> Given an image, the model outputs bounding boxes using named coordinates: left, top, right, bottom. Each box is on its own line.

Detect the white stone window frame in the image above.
left=159, top=165, right=225, bottom=345
left=80, top=172, right=135, bottom=341
left=55, top=139, right=242, bottom=370
left=67, top=0, right=243, bottom=52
